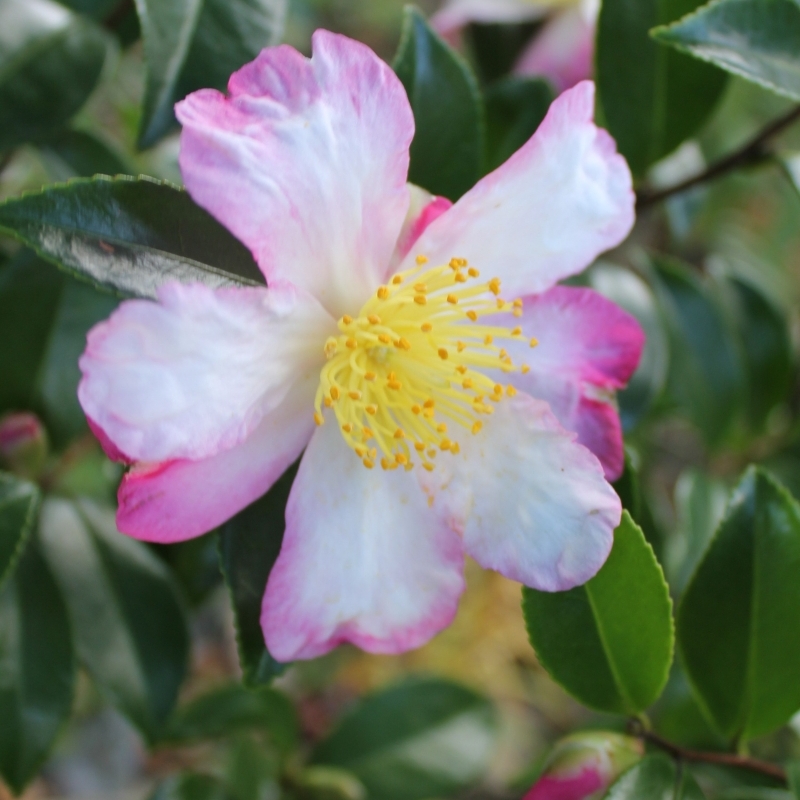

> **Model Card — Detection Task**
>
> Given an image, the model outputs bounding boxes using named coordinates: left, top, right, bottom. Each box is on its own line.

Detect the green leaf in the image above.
left=652, top=257, right=745, bottom=446
left=788, top=761, right=800, bottom=799
left=40, top=129, right=131, bottom=180
left=218, top=464, right=297, bottom=687
left=0, top=473, right=40, bottom=590
left=311, top=677, right=497, bottom=800
left=166, top=684, right=298, bottom=756
left=57, top=0, right=120, bottom=21
left=523, top=511, right=674, bottom=715
left=678, top=467, right=800, bottom=742
left=157, top=532, right=222, bottom=607
left=0, top=176, right=264, bottom=299
left=393, top=7, right=484, bottom=201
left=483, top=76, right=553, bottom=174
left=37, top=498, right=189, bottom=742
left=0, top=250, right=118, bottom=446
left=653, top=0, right=800, bottom=102
left=0, top=0, right=108, bottom=151
left=0, top=534, right=75, bottom=795
left=606, top=755, right=706, bottom=799
left=136, top=0, right=288, bottom=148
left=150, top=773, right=235, bottom=800
left=597, top=0, right=728, bottom=176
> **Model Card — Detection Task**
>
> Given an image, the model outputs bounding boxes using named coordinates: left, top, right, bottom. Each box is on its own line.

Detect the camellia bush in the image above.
left=2, top=0, right=800, bottom=799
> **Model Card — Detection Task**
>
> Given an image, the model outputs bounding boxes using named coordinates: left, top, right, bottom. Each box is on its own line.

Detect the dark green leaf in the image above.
left=57, top=0, right=120, bottom=20
left=224, top=735, right=281, bottom=800
left=218, top=464, right=297, bottom=687
left=653, top=257, right=745, bottom=445
left=678, top=467, right=800, bottom=741
left=0, top=534, right=75, bottom=795
left=40, top=129, right=131, bottom=180
left=150, top=773, right=235, bottom=800
left=597, top=0, right=728, bottom=176
left=0, top=176, right=264, bottom=299
left=38, top=498, right=189, bottom=741
left=312, top=677, right=496, bottom=800
left=653, top=0, right=800, bottom=102
left=0, top=250, right=117, bottom=447
left=613, top=451, right=643, bottom=522
left=0, top=473, right=40, bottom=590
left=523, top=512, right=674, bottom=715
left=393, top=7, right=484, bottom=201
left=483, top=76, right=553, bottom=174
left=136, top=0, right=288, bottom=148
left=166, top=683, right=298, bottom=756
left=466, top=21, right=542, bottom=85
left=158, top=533, right=222, bottom=607
left=0, top=0, right=108, bottom=151
left=606, top=755, right=706, bottom=800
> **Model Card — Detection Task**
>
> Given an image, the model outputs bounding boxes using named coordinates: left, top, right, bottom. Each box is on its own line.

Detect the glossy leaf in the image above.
left=523, top=512, right=674, bottom=715
left=38, top=498, right=189, bottom=742
left=40, top=129, right=131, bottom=180
left=653, top=0, right=800, bottom=102
left=653, top=257, right=745, bottom=446
left=0, top=535, right=75, bottom=795
left=57, top=0, right=120, bottom=20
left=312, top=677, right=497, bottom=800
left=597, top=0, right=728, bottom=176
left=483, top=76, right=553, bottom=174
left=606, top=755, right=706, bottom=800
left=136, top=0, right=288, bottom=148
left=0, top=0, right=108, bottom=151
left=0, top=176, right=264, bottom=299
left=0, top=250, right=117, bottom=447
left=0, top=473, right=40, bottom=590
left=218, top=464, right=297, bottom=687
left=394, top=7, right=484, bottom=201
left=678, top=467, right=800, bottom=741
left=150, top=773, right=235, bottom=800
left=166, top=683, right=298, bottom=756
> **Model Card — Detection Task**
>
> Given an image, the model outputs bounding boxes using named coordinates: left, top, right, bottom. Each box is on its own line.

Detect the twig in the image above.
left=637, top=105, right=800, bottom=209
left=636, top=726, right=787, bottom=783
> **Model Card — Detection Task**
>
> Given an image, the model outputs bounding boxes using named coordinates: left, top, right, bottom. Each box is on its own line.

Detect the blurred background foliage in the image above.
left=2, top=0, right=800, bottom=799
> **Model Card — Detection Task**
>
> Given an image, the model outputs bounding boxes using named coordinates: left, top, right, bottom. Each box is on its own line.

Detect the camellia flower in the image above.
left=524, top=732, right=644, bottom=800
left=78, top=31, right=642, bottom=661
left=432, top=0, right=599, bottom=93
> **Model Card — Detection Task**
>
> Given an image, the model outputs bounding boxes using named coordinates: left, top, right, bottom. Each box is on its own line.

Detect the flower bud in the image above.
left=524, top=732, right=644, bottom=800
left=0, top=412, right=48, bottom=480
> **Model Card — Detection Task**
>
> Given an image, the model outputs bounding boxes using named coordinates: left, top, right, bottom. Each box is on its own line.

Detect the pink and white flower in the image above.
left=433, top=0, right=599, bottom=93
left=78, top=31, right=641, bottom=662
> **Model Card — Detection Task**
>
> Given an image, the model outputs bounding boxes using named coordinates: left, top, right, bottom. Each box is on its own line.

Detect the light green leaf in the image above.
left=0, top=0, right=108, bottom=151
left=678, top=467, right=800, bottom=741
left=0, top=473, right=40, bottom=590
left=0, top=176, right=264, bottom=299
left=606, top=755, right=706, bottom=799
left=653, top=0, right=800, bottom=102
left=136, top=0, right=288, bottom=148
left=0, top=534, right=75, bottom=795
left=394, top=7, right=484, bottom=201
left=311, top=678, right=497, bottom=800
left=218, top=465, right=296, bottom=687
left=597, top=0, right=728, bottom=176
left=38, top=498, right=189, bottom=742
left=523, top=512, right=674, bottom=715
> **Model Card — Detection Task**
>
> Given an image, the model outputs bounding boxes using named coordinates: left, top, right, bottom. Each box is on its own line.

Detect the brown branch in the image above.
left=637, top=105, right=800, bottom=209
left=637, top=727, right=787, bottom=784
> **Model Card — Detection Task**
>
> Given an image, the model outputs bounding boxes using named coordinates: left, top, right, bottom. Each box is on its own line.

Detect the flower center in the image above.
left=313, top=256, right=538, bottom=471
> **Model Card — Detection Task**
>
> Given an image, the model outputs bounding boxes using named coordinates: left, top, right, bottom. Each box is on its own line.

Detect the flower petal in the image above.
left=399, top=81, right=635, bottom=298
left=499, top=286, right=644, bottom=479
left=176, top=30, right=415, bottom=317
left=392, top=184, right=453, bottom=268
left=262, top=421, right=465, bottom=661
left=515, top=0, right=599, bottom=92
left=420, top=393, right=620, bottom=592
left=116, top=375, right=317, bottom=544
left=79, top=281, right=333, bottom=463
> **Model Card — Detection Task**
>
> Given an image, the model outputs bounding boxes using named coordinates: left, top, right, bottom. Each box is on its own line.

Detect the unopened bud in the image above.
left=524, top=732, right=644, bottom=800
left=0, top=413, right=48, bottom=480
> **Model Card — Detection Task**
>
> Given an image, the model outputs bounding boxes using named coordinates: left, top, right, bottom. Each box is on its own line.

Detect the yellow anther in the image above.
left=456, top=365, right=468, bottom=375
left=489, top=278, right=501, bottom=295
left=493, top=384, right=503, bottom=395
left=378, top=333, right=391, bottom=344
left=330, top=386, right=340, bottom=400
left=377, top=286, right=390, bottom=300
left=416, top=254, right=429, bottom=265
left=412, top=404, right=422, bottom=415
left=314, top=412, right=324, bottom=426
left=497, top=299, right=506, bottom=309
left=484, top=335, right=493, bottom=345
left=428, top=449, right=437, bottom=459
left=513, top=299, right=523, bottom=308
left=440, top=439, right=452, bottom=451
left=451, top=442, right=461, bottom=455
left=381, top=457, right=393, bottom=470
left=499, top=349, right=508, bottom=359
left=324, top=396, right=333, bottom=408
left=414, top=295, right=427, bottom=306
left=423, top=408, right=435, bottom=419
left=468, top=267, right=479, bottom=277
left=365, top=371, right=376, bottom=381
left=449, top=258, right=461, bottom=270
left=414, top=283, right=427, bottom=293
left=324, top=337, right=338, bottom=357
left=522, top=364, right=531, bottom=374
left=436, top=423, right=448, bottom=433
left=394, top=428, right=406, bottom=439
left=507, top=385, right=517, bottom=397
left=513, top=309, right=523, bottom=318
left=447, top=294, right=458, bottom=305
left=438, top=348, right=449, bottom=360
left=363, top=458, right=374, bottom=469
left=530, top=337, right=539, bottom=348
left=363, top=428, right=374, bottom=440
left=348, top=390, right=361, bottom=401
left=466, top=310, right=478, bottom=321
left=421, top=322, right=433, bottom=332
left=342, top=423, right=353, bottom=433
left=355, top=445, right=367, bottom=457
left=392, top=274, right=403, bottom=284
left=454, top=273, right=467, bottom=283
left=342, top=314, right=353, bottom=325
left=366, top=404, right=377, bottom=416
left=396, top=453, right=408, bottom=465
left=387, top=380, right=402, bottom=391
left=424, top=399, right=435, bottom=409
left=346, top=338, right=357, bottom=349
left=472, top=421, right=482, bottom=435
left=368, top=314, right=382, bottom=325
left=423, top=462, right=435, bottom=472
left=397, top=337, right=411, bottom=350
left=462, top=378, right=473, bottom=389
left=512, top=327, right=522, bottom=336
left=414, top=442, right=426, bottom=452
